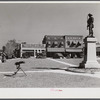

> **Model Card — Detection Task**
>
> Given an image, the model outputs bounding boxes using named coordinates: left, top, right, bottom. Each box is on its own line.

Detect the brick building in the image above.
left=65, top=35, right=83, bottom=58
left=42, top=35, right=83, bottom=58
left=42, top=35, right=65, bottom=57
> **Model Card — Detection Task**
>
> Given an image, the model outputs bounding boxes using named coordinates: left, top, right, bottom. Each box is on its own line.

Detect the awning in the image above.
left=66, top=48, right=82, bottom=52
left=47, top=48, right=65, bottom=52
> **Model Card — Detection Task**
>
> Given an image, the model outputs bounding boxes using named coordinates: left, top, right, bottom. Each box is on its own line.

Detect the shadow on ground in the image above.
left=4, top=74, right=26, bottom=78
left=32, top=67, right=65, bottom=70
left=66, top=67, right=100, bottom=74
left=31, top=67, right=100, bottom=74
left=4, top=74, right=14, bottom=77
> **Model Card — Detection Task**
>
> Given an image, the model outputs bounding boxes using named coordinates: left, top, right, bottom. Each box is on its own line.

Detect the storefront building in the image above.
left=65, top=35, right=83, bottom=58
left=42, top=35, right=65, bottom=57
left=42, top=35, right=83, bottom=58
left=20, top=43, right=45, bottom=58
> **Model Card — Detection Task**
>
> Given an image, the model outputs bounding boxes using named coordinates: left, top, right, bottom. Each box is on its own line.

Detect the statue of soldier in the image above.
left=87, top=13, right=94, bottom=37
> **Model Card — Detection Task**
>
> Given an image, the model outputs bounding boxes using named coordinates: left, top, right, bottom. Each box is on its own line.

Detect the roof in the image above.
left=22, top=44, right=45, bottom=48
left=44, top=35, right=83, bottom=37
left=44, top=35, right=64, bottom=37
left=65, top=35, right=83, bottom=37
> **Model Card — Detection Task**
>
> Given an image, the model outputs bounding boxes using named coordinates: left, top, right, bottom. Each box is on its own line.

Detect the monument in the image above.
left=79, top=13, right=100, bottom=68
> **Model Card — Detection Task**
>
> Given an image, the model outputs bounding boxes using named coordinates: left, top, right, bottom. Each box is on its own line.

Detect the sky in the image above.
left=0, top=2, right=100, bottom=48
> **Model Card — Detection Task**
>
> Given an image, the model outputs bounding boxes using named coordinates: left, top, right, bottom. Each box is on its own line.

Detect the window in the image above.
left=67, top=41, right=70, bottom=46
left=52, top=41, right=58, bottom=47
left=47, top=41, right=51, bottom=44
left=47, top=41, right=51, bottom=47
left=60, top=37, right=63, bottom=40
left=54, top=41, right=58, bottom=44
left=59, top=42, right=64, bottom=47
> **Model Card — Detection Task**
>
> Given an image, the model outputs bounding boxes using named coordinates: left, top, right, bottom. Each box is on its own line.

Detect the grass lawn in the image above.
left=0, top=57, right=100, bottom=88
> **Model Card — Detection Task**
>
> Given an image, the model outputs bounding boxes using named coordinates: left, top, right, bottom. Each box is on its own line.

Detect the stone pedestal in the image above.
left=79, top=37, right=100, bottom=68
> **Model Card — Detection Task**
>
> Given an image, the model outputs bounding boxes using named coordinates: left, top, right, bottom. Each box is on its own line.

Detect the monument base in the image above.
left=79, top=61, right=100, bottom=68
left=85, top=61, right=100, bottom=68
left=79, top=36, right=100, bottom=69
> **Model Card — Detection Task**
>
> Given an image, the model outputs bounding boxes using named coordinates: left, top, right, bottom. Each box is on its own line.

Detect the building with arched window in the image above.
left=65, top=35, right=83, bottom=58
left=42, top=35, right=83, bottom=58
left=42, top=35, right=65, bottom=57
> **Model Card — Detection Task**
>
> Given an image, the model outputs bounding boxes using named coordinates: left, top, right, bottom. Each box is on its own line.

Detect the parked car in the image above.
left=6, top=54, right=15, bottom=59
left=36, top=53, right=46, bottom=59
left=53, top=53, right=64, bottom=59
left=22, top=52, right=31, bottom=58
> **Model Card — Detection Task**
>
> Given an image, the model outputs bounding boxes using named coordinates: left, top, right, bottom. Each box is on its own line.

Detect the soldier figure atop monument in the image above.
left=87, top=13, right=94, bottom=37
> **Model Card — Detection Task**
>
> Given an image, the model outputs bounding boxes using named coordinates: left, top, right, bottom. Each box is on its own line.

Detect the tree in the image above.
left=14, top=43, right=21, bottom=58
left=2, top=46, right=6, bottom=52
left=5, top=39, right=18, bottom=58
left=1, top=46, right=6, bottom=62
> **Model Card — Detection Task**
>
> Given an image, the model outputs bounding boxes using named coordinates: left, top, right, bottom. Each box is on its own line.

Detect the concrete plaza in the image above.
left=0, top=57, right=100, bottom=88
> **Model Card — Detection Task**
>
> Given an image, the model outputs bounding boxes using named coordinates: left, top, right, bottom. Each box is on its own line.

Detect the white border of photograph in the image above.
left=0, top=1, right=100, bottom=98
